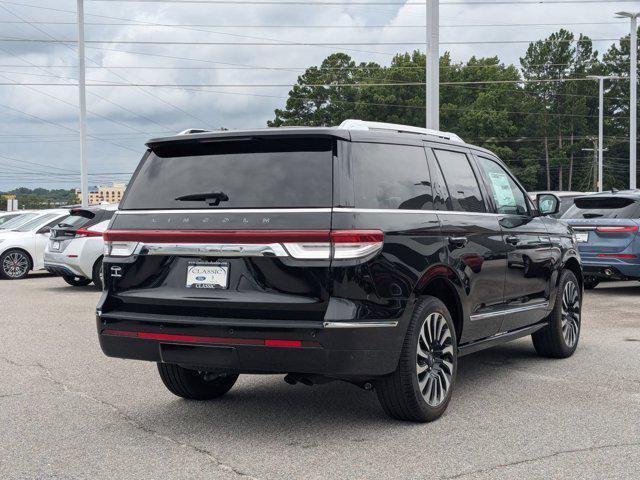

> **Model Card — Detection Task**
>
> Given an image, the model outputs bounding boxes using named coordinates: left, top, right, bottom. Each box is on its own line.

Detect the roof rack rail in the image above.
left=338, top=119, right=464, bottom=143
left=177, top=128, right=211, bottom=135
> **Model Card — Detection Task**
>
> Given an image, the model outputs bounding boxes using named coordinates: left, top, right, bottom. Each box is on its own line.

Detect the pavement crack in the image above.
left=0, top=355, right=259, bottom=480
left=442, top=442, right=640, bottom=479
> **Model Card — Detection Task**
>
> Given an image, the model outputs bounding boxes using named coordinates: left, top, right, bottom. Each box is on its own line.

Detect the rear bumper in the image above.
left=581, top=257, right=640, bottom=280
left=96, top=312, right=403, bottom=378
left=44, top=251, right=88, bottom=278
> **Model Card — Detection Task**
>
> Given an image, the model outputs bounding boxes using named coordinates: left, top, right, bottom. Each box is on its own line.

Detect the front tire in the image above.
left=376, top=296, right=457, bottom=422
left=0, top=249, right=31, bottom=280
left=62, top=275, right=92, bottom=287
left=157, top=363, right=238, bottom=400
left=532, top=270, right=581, bottom=358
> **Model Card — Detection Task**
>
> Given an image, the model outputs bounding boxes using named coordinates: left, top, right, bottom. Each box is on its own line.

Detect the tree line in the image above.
left=269, top=29, right=639, bottom=192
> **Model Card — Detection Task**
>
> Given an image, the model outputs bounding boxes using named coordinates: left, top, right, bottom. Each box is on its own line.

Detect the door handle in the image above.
left=505, top=235, right=519, bottom=246
left=448, top=236, right=468, bottom=249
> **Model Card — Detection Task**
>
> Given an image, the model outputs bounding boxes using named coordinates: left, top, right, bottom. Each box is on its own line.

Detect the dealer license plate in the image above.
left=186, top=262, right=229, bottom=289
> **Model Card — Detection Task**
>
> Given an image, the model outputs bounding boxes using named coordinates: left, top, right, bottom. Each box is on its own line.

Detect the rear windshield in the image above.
left=121, top=137, right=333, bottom=209
left=55, top=214, right=91, bottom=229
left=562, top=196, right=640, bottom=219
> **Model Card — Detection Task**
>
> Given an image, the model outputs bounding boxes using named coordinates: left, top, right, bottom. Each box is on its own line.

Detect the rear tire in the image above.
left=532, top=270, right=581, bottom=358
left=92, top=257, right=104, bottom=290
left=157, top=363, right=238, bottom=400
left=376, top=296, right=457, bottom=422
left=583, top=277, right=599, bottom=290
left=62, top=275, right=92, bottom=287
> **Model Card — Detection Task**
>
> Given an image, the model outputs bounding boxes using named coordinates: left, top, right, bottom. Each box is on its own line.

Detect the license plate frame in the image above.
left=575, top=232, right=589, bottom=243
left=186, top=261, right=229, bottom=289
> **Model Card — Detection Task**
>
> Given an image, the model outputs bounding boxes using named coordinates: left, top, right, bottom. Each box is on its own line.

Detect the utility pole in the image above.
left=77, top=0, right=88, bottom=207
left=616, top=12, right=639, bottom=189
left=587, top=75, right=619, bottom=192
left=426, top=0, right=439, bottom=130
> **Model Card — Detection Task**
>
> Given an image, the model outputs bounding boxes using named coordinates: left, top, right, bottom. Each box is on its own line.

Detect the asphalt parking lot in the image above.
left=1, top=274, right=639, bottom=479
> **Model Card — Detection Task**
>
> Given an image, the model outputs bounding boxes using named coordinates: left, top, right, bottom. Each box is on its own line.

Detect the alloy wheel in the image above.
left=2, top=252, right=29, bottom=278
left=416, top=312, right=455, bottom=407
left=561, top=280, right=580, bottom=348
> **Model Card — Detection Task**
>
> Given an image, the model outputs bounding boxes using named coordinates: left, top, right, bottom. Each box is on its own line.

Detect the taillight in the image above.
left=102, top=229, right=384, bottom=260
left=75, top=227, right=103, bottom=238
left=596, top=226, right=638, bottom=233
left=281, top=230, right=383, bottom=260
left=596, top=253, right=637, bottom=259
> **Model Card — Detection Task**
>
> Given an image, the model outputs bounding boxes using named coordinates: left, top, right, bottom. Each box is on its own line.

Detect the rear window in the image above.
left=56, top=215, right=91, bottom=229
left=562, top=196, right=640, bottom=219
left=121, top=137, right=333, bottom=209
left=351, top=143, right=432, bottom=210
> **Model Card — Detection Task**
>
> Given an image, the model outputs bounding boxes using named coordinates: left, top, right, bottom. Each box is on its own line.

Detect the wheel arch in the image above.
left=563, top=255, right=583, bottom=290
left=414, top=265, right=464, bottom=344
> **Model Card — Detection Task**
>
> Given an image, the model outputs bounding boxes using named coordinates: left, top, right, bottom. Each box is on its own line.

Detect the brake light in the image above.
left=596, top=226, right=638, bottom=233
left=103, top=229, right=384, bottom=260
left=596, top=253, right=637, bottom=259
left=75, top=227, right=103, bottom=238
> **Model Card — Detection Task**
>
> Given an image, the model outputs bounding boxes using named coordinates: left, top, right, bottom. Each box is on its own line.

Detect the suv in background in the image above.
left=96, top=120, right=582, bottom=422
left=562, top=191, right=640, bottom=289
left=45, top=205, right=117, bottom=289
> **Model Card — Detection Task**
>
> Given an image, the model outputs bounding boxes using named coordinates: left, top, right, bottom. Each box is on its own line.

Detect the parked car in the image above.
left=0, top=209, right=69, bottom=279
left=96, top=120, right=583, bottom=422
left=0, top=211, right=37, bottom=230
left=562, top=190, right=640, bottom=289
left=528, top=191, right=586, bottom=218
left=44, top=205, right=117, bottom=289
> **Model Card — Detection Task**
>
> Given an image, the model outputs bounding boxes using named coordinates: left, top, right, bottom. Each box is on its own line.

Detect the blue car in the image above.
left=562, top=191, right=640, bottom=289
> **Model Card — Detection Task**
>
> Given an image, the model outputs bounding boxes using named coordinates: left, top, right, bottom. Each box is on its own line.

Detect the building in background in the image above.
left=75, top=183, right=127, bottom=205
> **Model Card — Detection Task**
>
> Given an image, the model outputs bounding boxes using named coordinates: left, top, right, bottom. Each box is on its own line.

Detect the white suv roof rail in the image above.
left=338, top=119, right=464, bottom=143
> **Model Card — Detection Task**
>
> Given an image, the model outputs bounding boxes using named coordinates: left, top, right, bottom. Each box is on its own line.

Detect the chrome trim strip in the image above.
left=140, top=242, right=289, bottom=257
left=323, top=321, right=399, bottom=328
left=116, top=208, right=332, bottom=215
left=571, top=226, right=596, bottom=231
left=470, top=302, right=550, bottom=321
left=332, top=207, right=501, bottom=217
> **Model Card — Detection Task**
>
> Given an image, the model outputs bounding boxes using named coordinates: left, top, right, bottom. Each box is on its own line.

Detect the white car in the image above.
left=44, top=205, right=116, bottom=289
left=0, top=209, right=70, bottom=280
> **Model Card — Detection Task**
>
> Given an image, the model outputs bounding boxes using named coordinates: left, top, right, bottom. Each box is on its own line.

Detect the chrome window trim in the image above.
left=115, top=208, right=332, bottom=215
left=333, top=207, right=501, bottom=217
left=470, top=301, right=550, bottom=322
left=323, top=321, right=399, bottom=328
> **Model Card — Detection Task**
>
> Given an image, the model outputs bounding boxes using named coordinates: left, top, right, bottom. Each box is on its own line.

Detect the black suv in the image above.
left=97, top=120, right=583, bottom=422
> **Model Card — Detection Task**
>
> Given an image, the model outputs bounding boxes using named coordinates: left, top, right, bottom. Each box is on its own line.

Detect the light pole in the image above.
left=616, top=11, right=639, bottom=189
left=426, top=0, right=439, bottom=130
left=587, top=75, right=619, bottom=192
left=76, top=0, right=88, bottom=207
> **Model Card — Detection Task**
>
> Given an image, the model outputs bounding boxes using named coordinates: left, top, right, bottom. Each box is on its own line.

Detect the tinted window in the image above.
left=15, top=214, right=60, bottom=232
left=0, top=214, right=20, bottom=226
left=476, top=156, right=528, bottom=215
left=562, top=196, right=640, bottom=219
left=122, top=137, right=333, bottom=209
left=351, top=143, right=432, bottom=210
left=56, top=215, right=91, bottom=229
left=0, top=213, right=37, bottom=230
left=434, top=149, right=485, bottom=213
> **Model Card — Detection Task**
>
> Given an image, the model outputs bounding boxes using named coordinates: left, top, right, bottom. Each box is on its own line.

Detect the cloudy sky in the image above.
left=0, top=0, right=635, bottom=190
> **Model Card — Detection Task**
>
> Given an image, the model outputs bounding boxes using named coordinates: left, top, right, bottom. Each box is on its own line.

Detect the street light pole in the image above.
left=426, top=0, right=439, bottom=130
left=76, top=0, right=88, bottom=207
left=616, top=11, right=639, bottom=189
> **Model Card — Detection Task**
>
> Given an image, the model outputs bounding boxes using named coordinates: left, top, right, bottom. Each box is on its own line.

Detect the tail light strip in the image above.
left=103, top=229, right=384, bottom=260
left=596, top=253, right=637, bottom=259
left=102, top=329, right=321, bottom=347
left=595, top=226, right=639, bottom=233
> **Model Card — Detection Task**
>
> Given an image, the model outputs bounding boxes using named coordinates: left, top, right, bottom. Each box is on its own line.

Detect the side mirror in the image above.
left=537, top=193, right=560, bottom=216
left=37, top=226, right=51, bottom=235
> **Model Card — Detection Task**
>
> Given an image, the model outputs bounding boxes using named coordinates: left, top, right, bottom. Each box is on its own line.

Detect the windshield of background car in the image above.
left=14, top=214, right=61, bottom=232
left=121, top=137, right=334, bottom=210
left=0, top=213, right=37, bottom=230
left=562, top=196, right=640, bottom=219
